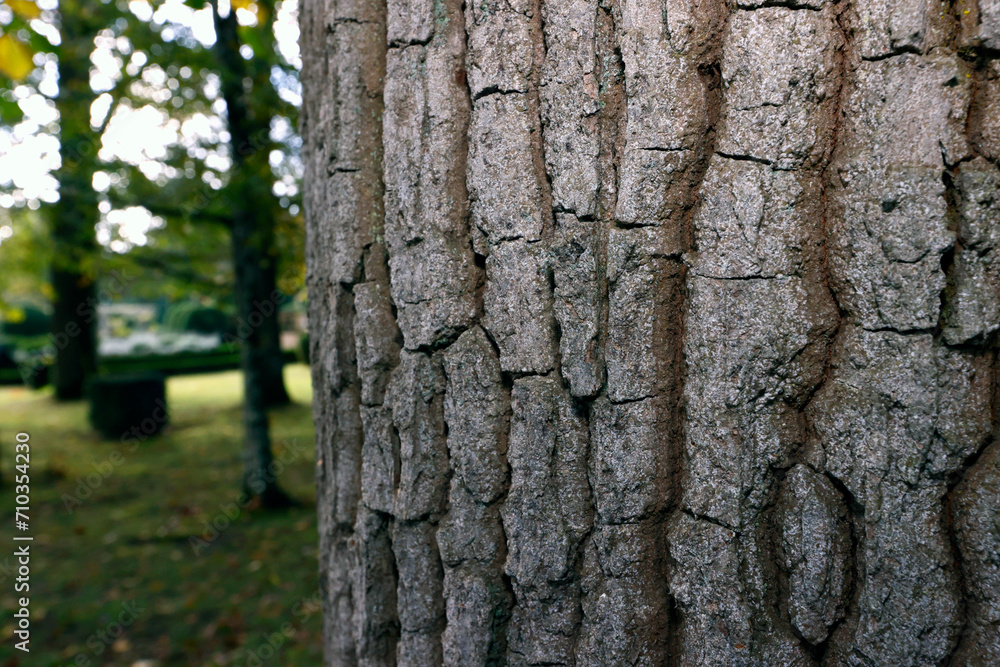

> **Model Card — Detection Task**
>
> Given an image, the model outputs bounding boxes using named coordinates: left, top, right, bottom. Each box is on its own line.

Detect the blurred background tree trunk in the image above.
left=213, top=0, right=290, bottom=410
left=302, top=0, right=1000, bottom=664
left=49, top=2, right=100, bottom=401
left=213, top=0, right=291, bottom=506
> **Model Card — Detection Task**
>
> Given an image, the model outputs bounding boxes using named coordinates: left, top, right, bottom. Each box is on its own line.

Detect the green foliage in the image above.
left=0, top=301, right=49, bottom=336
left=0, top=366, right=322, bottom=665
left=0, top=206, right=51, bottom=307
left=98, top=347, right=243, bottom=375
left=0, top=0, right=59, bottom=124
left=164, top=301, right=233, bottom=335
left=98, top=0, right=305, bottom=300
left=1, top=0, right=305, bottom=314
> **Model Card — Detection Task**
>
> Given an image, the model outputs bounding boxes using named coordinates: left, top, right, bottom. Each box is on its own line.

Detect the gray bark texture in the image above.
left=300, top=0, right=1000, bottom=663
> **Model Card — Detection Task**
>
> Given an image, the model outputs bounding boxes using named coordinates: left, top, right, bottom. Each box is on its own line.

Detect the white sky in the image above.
left=0, top=0, right=301, bottom=252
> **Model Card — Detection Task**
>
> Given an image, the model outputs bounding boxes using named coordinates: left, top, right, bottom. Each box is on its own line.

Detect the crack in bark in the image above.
left=714, top=150, right=774, bottom=166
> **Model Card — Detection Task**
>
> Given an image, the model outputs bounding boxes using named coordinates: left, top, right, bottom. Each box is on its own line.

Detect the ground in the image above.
left=0, top=365, right=322, bottom=666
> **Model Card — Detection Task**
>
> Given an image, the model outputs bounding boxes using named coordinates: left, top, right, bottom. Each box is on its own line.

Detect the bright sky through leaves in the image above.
left=0, top=0, right=301, bottom=252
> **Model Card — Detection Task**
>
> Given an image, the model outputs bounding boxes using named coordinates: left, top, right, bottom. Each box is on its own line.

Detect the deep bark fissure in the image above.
left=593, top=0, right=623, bottom=407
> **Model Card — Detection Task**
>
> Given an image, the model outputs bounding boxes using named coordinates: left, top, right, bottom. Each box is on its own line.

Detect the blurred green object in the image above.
left=0, top=302, right=51, bottom=337
left=99, top=348, right=243, bottom=376
left=23, top=362, right=48, bottom=388
left=0, top=343, right=15, bottom=370
left=163, top=302, right=233, bottom=336
left=0, top=340, right=50, bottom=388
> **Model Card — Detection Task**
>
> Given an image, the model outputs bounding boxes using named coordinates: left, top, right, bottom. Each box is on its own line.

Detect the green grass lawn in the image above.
left=0, top=365, right=322, bottom=666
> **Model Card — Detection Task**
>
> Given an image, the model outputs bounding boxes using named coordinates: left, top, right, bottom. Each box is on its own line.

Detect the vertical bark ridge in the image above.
left=442, top=13, right=521, bottom=661
left=951, top=361, right=1000, bottom=665
left=544, top=0, right=611, bottom=399
left=355, top=244, right=404, bottom=664
left=591, top=0, right=625, bottom=395
left=656, top=4, right=726, bottom=661
left=467, top=0, right=560, bottom=374
left=944, top=5, right=1000, bottom=664
left=536, top=0, right=631, bottom=660
left=463, top=0, right=600, bottom=659
left=670, top=0, right=846, bottom=664
left=504, top=376, right=592, bottom=664
left=440, top=327, right=514, bottom=665
left=790, top=3, right=855, bottom=662
left=383, top=0, right=479, bottom=351
left=940, top=0, right=1000, bottom=348
left=576, top=0, right=728, bottom=663
left=380, top=0, right=490, bottom=660
left=385, top=350, right=449, bottom=665
left=312, top=283, right=364, bottom=666
left=630, top=0, right=724, bottom=663
left=580, top=15, right=627, bottom=660
left=302, top=0, right=389, bottom=661
left=937, top=11, right=985, bottom=663
left=808, top=1, right=998, bottom=664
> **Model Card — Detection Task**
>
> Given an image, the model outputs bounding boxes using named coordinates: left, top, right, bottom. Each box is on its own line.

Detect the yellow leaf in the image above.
left=4, top=306, right=26, bottom=323
left=5, top=0, right=42, bottom=19
left=0, top=34, right=34, bottom=81
left=7, top=0, right=41, bottom=20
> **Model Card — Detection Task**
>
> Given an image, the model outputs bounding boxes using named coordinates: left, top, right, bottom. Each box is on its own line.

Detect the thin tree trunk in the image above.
left=50, top=8, right=99, bottom=401
left=302, top=0, right=1000, bottom=664
left=212, top=1, right=291, bottom=410
left=214, top=2, right=292, bottom=507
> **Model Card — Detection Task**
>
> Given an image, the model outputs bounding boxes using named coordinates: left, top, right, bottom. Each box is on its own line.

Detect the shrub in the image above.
left=1, top=304, right=51, bottom=337
left=0, top=344, right=16, bottom=370
left=163, top=302, right=232, bottom=336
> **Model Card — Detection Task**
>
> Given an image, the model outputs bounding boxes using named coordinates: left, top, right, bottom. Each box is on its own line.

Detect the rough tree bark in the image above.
left=301, top=0, right=1000, bottom=664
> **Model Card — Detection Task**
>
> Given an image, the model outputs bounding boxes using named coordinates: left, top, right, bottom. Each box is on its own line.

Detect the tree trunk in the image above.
left=50, top=8, right=99, bottom=401
left=301, top=0, right=1000, bottom=664
left=213, top=2, right=291, bottom=410
left=214, top=3, right=292, bottom=507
